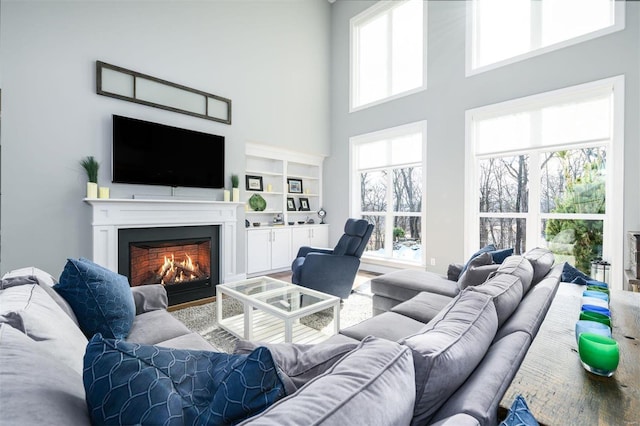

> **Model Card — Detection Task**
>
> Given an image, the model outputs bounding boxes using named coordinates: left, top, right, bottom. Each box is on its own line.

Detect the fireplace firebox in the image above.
left=118, top=226, right=219, bottom=306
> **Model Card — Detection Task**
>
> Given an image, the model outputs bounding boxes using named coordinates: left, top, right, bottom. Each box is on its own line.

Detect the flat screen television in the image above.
left=112, top=115, right=225, bottom=189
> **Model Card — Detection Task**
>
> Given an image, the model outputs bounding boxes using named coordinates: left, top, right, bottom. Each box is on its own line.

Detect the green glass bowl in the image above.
left=587, top=285, right=610, bottom=295
left=579, top=310, right=611, bottom=328
left=578, top=332, right=619, bottom=377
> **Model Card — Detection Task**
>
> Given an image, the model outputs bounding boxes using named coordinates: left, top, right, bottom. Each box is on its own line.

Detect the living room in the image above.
left=1, top=2, right=639, bottom=425
left=2, top=0, right=638, bottom=285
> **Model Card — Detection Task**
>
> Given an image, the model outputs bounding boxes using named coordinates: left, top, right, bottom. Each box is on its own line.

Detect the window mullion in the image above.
left=530, top=0, right=542, bottom=50
left=386, top=10, right=393, bottom=98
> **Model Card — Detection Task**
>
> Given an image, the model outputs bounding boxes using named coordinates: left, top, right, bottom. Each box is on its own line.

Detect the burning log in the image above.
left=155, top=253, right=208, bottom=285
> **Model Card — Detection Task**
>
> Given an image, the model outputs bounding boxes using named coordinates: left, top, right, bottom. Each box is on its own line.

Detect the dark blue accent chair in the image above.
left=291, top=218, right=374, bottom=299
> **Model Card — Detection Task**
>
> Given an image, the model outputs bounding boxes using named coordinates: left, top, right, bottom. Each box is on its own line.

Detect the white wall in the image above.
left=327, top=1, right=640, bottom=274
left=0, top=0, right=330, bottom=275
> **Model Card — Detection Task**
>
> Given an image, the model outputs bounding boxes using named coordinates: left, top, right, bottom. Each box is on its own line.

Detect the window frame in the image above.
left=350, top=121, right=428, bottom=267
left=465, top=76, right=625, bottom=289
left=466, top=0, right=626, bottom=76
left=350, top=0, right=427, bottom=112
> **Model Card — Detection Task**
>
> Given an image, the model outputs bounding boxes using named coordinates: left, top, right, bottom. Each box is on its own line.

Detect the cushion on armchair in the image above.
left=333, top=218, right=371, bottom=256
left=54, top=258, right=135, bottom=339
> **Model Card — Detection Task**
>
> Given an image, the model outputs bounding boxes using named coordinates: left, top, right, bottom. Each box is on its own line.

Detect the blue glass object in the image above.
left=575, top=320, right=611, bottom=344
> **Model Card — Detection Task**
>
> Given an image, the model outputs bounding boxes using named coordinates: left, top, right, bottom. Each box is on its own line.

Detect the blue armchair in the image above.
left=291, top=218, right=374, bottom=299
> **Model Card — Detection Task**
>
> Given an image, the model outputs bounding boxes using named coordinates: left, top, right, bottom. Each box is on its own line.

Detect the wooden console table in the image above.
left=499, top=282, right=639, bottom=425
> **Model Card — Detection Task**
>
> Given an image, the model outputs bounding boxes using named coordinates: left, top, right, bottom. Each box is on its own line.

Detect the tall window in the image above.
left=468, top=0, right=624, bottom=73
left=466, top=77, right=624, bottom=287
left=351, top=0, right=425, bottom=111
left=351, top=121, right=426, bottom=265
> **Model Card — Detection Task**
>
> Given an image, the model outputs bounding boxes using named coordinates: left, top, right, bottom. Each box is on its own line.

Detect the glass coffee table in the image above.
left=216, top=277, right=341, bottom=344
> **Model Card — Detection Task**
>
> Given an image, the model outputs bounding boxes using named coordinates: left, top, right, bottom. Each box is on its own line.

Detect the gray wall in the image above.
left=0, top=0, right=330, bottom=275
left=327, top=0, right=640, bottom=274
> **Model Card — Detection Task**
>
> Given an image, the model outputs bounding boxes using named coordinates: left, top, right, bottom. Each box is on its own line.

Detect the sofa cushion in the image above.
left=457, top=252, right=498, bottom=290
left=371, top=269, right=459, bottom=301
left=431, top=331, right=532, bottom=426
left=0, top=284, right=88, bottom=374
left=523, top=247, right=556, bottom=285
left=340, top=311, right=426, bottom=342
left=458, top=244, right=496, bottom=279
left=490, top=255, right=534, bottom=293
left=0, top=324, right=90, bottom=425
left=391, top=291, right=454, bottom=323
left=238, top=336, right=415, bottom=426
left=2, top=268, right=80, bottom=325
left=494, top=266, right=561, bottom=341
left=83, top=334, right=286, bottom=426
left=400, top=290, right=499, bottom=424
left=54, top=258, right=135, bottom=339
left=234, top=339, right=359, bottom=393
left=471, top=274, right=523, bottom=326
left=561, top=261, right=589, bottom=283
left=126, top=309, right=192, bottom=345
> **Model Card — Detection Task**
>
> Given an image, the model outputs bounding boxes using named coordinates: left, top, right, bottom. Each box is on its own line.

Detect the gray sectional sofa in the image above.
left=0, top=247, right=560, bottom=426
left=324, top=247, right=562, bottom=425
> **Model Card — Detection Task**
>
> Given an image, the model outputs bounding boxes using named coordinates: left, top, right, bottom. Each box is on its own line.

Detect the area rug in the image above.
left=170, top=290, right=373, bottom=353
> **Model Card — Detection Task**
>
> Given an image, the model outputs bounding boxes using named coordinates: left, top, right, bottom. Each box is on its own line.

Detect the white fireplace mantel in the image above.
left=85, top=198, right=245, bottom=283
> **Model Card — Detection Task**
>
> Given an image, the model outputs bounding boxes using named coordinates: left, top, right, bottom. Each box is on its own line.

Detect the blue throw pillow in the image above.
left=500, top=394, right=539, bottom=426
left=83, top=334, right=286, bottom=425
left=458, top=244, right=496, bottom=280
left=54, top=258, right=135, bottom=339
left=490, top=248, right=514, bottom=264
left=561, top=262, right=590, bottom=283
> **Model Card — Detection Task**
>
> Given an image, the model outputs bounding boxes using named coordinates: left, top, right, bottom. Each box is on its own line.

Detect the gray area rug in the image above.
left=170, top=285, right=373, bottom=353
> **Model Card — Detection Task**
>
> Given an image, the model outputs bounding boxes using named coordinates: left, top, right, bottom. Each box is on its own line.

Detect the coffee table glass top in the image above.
left=254, top=289, right=327, bottom=313
left=222, top=276, right=292, bottom=296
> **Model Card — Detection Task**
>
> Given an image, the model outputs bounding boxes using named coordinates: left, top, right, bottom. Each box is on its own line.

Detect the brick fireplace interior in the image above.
left=118, top=225, right=220, bottom=305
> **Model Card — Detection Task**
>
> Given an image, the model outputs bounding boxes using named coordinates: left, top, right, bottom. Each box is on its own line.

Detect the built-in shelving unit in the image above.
left=244, top=143, right=329, bottom=275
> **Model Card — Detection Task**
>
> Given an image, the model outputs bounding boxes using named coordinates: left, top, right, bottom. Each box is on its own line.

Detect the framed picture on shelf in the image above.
left=246, top=175, right=263, bottom=191
left=298, top=197, right=310, bottom=211
left=286, top=197, right=296, bottom=211
left=287, top=178, right=303, bottom=194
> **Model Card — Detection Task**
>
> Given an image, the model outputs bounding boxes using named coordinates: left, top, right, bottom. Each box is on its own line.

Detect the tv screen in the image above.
left=112, top=115, right=225, bottom=189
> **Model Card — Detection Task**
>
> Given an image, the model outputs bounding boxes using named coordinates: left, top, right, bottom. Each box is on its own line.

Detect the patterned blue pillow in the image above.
left=83, top=334, right=286, bottom=425
left=54, top=258, right=135, bottom=339
left=499, top=394, right=539, bottom=426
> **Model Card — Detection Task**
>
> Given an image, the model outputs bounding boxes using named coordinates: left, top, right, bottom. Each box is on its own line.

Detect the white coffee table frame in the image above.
left=216, top=277, right=341, bottom=344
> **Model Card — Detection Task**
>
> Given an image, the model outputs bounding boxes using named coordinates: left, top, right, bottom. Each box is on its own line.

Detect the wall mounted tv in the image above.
left=112, top=115, right=225, bottom=189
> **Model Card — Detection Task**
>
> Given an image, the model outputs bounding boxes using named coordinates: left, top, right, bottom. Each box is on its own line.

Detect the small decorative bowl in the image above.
left=587, top=285, right=610, bottom=295
left=579, top=310, right=611, bottom=328
left=297, top=221, right=305, bottom=224
left=288, top=222, right=294, bottom=225
left=578, top=332, right=619, bottom=377
left=581, top=297, right=608, bottom=309
left=583, top=290, right=609, bottom=302
left=581, top=304, right=611, bottom=317
left=575, top=320, right=611, bottom=344
left=252, top=222, right=261, bottom=227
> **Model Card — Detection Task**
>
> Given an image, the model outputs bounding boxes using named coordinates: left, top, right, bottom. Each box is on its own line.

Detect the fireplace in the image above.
left=118, top=226, right=220, bottom=306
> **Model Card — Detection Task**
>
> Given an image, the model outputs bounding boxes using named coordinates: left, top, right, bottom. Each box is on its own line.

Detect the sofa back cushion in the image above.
left=399, top=290, right=498, bottom=425
left=0, top=284, right=88, bottom=374
left=237, top=336, right=416, bottom=426
left=0, top=324, right=90, bottom=425
left=470, top=274, right=524, bottom=326
left=523, top=247, right=556, bottom=285
left=54, top=258, right=135, bottom=339
left=490, top=255, right=534, bottom=293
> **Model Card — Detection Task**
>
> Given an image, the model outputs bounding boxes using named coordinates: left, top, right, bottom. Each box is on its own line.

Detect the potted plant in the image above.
left=81, top=156, right=99, bottom=198
left=231, top=174, right=240, bottom=202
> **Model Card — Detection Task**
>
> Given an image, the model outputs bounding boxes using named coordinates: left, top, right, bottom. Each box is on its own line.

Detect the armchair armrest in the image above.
left=296, top=246, right=334, bottom=258
left=131, top=284, right=168, bottom=314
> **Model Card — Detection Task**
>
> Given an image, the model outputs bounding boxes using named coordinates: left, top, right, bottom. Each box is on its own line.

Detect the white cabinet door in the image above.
left=270, top=228, right=292, bottom=270
left=247, top=229, right=272, bottom=274
left=291, top=225, right=330, bottom=257
left=309, top=225, right=329, bottom=248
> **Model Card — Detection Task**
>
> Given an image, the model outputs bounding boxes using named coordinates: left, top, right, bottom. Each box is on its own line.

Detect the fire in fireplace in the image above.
left=118, top=226, right=219, bottom=306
